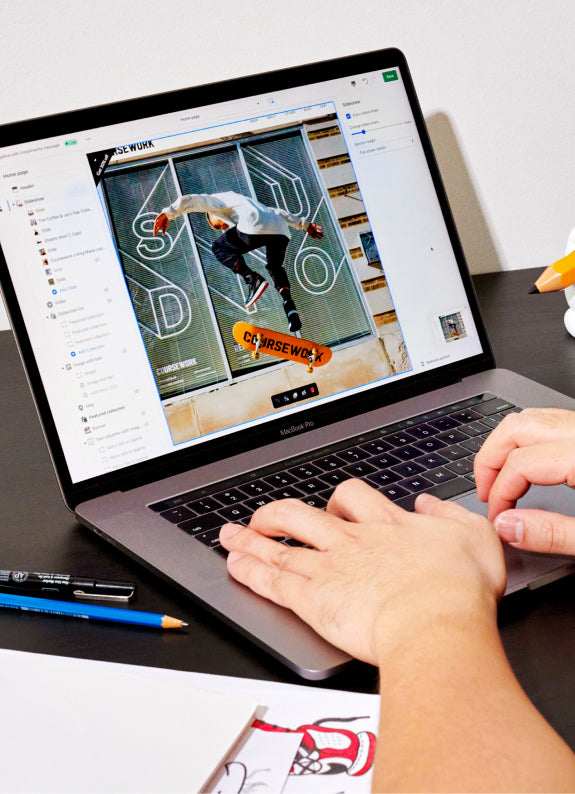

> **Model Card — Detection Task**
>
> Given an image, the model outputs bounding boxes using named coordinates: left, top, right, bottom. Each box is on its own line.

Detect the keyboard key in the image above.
left=413, top=438, right=447, bottom=453
left=479, top=413, right=507, bottom=429
left=315, top=454, right=346, bottom=471
left=386, top=430, right=417, bottom=447
left=473, top=399, right=516, bottom=416
left=179, top=513, right=223, bottom=535
left=394, top=476, right=473, bottom=511
left=148, top=500, right=171, bottom=513
left=429, top=416, right=460, bottom=431
left=393, top=493, right=418, bottom=511
left=440, top=444, right=469, bottom=461
left=380, top=484, right=411, bottom=501
left=245, top=495, right=273, bottom=511
left=319, top=470, right=353, bottom=487
left=338, top=447, right=371, bottom=463
left=426, top=476, right=474, bottom=500
left=343, top=461, right=377, bottom=477
left=445, top=458, right=474, bottom=475
left=186, top=496, right=222, bottom=515
left=458, top=420, right=490, bottom=437
left=270, top=485, right=305, bottom=500
left=366, top=470, right=402, bottom=487
left=460, top=437, right=484, bottom=454
left=302, top=494, right=328, bottom=509
left=414, top=452, right=448, bottom=469
left=195, top=527, right=223, bottom=548
left=408, top=423, right=440, bottom=439
left=392, top=445, right=422, bottom=461
left=402, top=475, right=433, bottom=493
left=436, top=429, right=469, bottom=445
left=450, top=409, right=481, bottom=423
left=240, top=480, right=273, bottom=497
left=425, top=466, right=457, bottom=483
left=298, top=477, right=329, bottom=494
left=214, top=488, right=244, bottom=505
left=265, top=472, right=297, bottom=488
left=288, top=462, right=322, bottom=479
left=359, top=439, right=393, bottom=455
left=367, top=452, right=401, bottom=468
left=391, top=461, right=424, bottom=478
left=218, top=503, right=252, bottom=522
left=159, top=505, right=196, bottom=524
left=212, top=545, right=229, bottom=559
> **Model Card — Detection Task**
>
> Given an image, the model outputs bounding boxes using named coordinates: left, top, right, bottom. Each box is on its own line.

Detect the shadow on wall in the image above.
left=426, top=112, right=501, bottom=274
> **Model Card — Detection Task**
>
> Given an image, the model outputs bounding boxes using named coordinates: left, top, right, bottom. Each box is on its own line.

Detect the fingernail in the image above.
left=227, top=551, right=245, bottom=564
left=219, top=523, right=242, bottom=540
left=414, top=493, right=440, bottom=509
left=416, top=493, right=440, bottom=504
left=494, top=513, right=524, bottom=545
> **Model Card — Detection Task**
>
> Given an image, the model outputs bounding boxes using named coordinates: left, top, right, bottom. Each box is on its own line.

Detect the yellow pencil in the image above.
left=529, top=249, right=575, bottom=294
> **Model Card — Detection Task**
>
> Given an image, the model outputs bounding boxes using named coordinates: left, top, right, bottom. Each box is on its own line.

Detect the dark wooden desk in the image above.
left=1, top=267, right=575, bottom=742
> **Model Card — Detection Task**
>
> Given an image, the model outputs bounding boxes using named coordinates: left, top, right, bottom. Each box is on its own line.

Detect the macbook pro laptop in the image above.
left=0, top=49, right=573, bottom=680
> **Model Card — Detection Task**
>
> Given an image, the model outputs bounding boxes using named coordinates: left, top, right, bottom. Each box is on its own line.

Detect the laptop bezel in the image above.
left=0, top=47, right=494, bottom=510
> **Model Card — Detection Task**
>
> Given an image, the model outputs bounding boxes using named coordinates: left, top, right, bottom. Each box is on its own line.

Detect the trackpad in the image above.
left=454, top=485, right=575, bottom=594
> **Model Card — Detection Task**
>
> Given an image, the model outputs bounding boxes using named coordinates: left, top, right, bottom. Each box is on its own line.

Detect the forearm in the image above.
left=373, top=605, right=575, bottom=793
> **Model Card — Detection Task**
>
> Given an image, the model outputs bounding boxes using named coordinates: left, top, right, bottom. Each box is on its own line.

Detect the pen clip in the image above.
left=73, top=589, right=134, bottom=602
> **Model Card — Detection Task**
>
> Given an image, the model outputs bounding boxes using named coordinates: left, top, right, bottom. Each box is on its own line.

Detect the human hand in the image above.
left=153, top=213, right=169, bottom=236
left=475, top=407, right=575, bottom=553
left=307, top=223, right=323, bottom=239
left=219, top=480, right=505, bottom=665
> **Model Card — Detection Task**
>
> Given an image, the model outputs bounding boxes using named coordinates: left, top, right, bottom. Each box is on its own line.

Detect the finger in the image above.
left=225, top=548, right=313, bottom=613
left=219, top=523, right=320, bottom=577
left=247, top=498, right=342, bottom=550
left=475, top=409, right=575, bottom=501
left=486, top=441, right=575, bottom=521
left=327, top=478, right=405, bottom=523
left=494, top=508, right=575, bottom=555
left=414, top=492, right=486, bottom=526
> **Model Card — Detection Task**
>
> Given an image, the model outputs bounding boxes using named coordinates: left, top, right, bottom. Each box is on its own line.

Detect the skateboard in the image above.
left=233, top=321, right=332, bottom=372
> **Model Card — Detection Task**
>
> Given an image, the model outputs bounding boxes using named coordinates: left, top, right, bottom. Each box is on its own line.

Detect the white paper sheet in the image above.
left=0, top=649, right=257, bottom=794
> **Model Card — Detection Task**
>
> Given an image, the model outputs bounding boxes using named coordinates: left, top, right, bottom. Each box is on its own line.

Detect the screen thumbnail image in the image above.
left=96, top=113, right=411, bottom=444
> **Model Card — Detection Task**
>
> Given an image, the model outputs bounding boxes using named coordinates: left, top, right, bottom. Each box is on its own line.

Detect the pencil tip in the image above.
left=528, top=285, right=539, bottom=294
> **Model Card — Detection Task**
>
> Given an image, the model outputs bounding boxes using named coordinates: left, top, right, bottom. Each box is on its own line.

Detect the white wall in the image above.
left=0, top=0, right=574, bottom=330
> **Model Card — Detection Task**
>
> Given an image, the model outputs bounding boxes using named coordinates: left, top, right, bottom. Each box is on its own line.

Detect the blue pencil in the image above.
left=0, top=591, right=187, bottom=629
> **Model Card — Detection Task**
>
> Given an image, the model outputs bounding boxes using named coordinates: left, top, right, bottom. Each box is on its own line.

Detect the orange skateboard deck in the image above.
left=233, top=322, right=332, bottom=372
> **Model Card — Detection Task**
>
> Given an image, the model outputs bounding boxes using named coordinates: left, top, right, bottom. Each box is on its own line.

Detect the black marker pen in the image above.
left=0, top=570, right=135, bottom=601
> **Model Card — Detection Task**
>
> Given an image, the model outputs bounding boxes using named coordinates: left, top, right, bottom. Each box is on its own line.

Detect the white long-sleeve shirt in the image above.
left=161, top=191, right=309, bottom=238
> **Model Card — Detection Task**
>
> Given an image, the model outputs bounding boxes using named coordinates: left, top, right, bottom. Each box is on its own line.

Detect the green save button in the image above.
left=382, top=70, right=398, bottom=83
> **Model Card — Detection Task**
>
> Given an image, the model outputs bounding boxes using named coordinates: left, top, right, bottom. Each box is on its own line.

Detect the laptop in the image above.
left=0, top=48, right=573, bottom=680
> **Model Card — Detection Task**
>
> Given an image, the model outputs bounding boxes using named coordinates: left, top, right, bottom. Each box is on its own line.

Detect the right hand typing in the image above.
left=474, top=407, right=575, bottom=554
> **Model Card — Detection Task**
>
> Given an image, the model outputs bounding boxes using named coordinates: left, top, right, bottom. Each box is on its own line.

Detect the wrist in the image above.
left=371, top=586, right=499, bottom=668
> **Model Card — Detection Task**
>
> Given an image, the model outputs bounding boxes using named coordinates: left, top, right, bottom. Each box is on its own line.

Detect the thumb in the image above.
left=494, top=508, right=575, bottom=555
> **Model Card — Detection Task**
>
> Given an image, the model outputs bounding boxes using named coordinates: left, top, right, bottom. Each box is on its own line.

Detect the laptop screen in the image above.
left=0, top=51, right=487, bottom=489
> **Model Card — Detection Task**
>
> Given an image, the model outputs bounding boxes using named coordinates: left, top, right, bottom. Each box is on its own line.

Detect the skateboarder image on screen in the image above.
left=153, top=191, right=323, bottom=333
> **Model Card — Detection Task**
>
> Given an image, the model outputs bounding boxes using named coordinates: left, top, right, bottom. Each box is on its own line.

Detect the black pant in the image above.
left=211, top=227, right=291, bottom=292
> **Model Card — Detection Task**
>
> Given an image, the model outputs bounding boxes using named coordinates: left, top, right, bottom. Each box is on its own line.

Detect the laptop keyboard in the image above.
left=148, top=393, right=520, bottom=558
